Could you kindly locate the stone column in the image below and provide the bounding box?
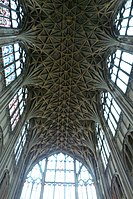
[118,36,133,52]
[96,152,111,199]
[99,115,133,199]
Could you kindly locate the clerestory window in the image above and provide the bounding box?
[115,0,133,36]
[101,92,121,136]
[8,87,27,130]
[0,43,26,87]
[14,122,29,164]
[20,153,97,199]
[108,50,133,93]
[0,0,24,28]
[96,124,110,169]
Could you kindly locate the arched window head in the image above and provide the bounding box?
[107,50,133,93]
[14,122,29,164]
[0,0,24,28]
[123,131,133,176]
[101,92,121,136]
[0,43,26,87]
[115,0,133,36]
[111,175,127,199]
[8,87,28,130]
[20,153,97,199]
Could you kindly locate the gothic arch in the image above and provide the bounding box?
[111,174,127,199]
[123,130,133,176]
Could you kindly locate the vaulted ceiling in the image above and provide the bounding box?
[21,0,120,167]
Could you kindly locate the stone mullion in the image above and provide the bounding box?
[99,115,133,199]
[0,111,26,180]
[118,36,133,53]
[109,80,133,126]
[0,75,23,114]
[74,160,79,199]
[94,170,104,199]
[39,158,48,199]
[96,152,111,199]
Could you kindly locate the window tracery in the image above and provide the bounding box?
[111,175,127,199]
[0,43,26,87]
[123,131,133,176]
[14,122,29,164]
[20,153,97,199]
[0,0,24,28]
[115,0,133,36]
[96,124,110,169]
[8,87,28,130]
[101,92,121,136]
[108,50,133,93]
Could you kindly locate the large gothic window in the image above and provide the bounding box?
[0,0,24,28]
[115,0,133,36]
[8,87,28,130]
[20,153,97,199]
[96,124,110,169]
[101,92,121,136]
[0,43,26,87]
[108,50,133,93]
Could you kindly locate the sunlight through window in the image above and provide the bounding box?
[0,0,24,28]
[108,50,133,93]
[14,122,29,164]
[96,124,110,169]
[0,43,26,87]
[115,0,133,36]
[9,87,28,130]
[20,153,97,199]
[101,92,121,136]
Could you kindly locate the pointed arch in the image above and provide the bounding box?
[20,153,97,199]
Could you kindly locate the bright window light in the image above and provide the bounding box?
[20,153,97,199]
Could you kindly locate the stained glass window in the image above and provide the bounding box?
[96,124,110,169]
[101,92,121,136]
[0,0,24,28]
[14,122,29,164]
[115,0,133,36]
[108,50,133,93]
[8,87,28,130]
[0,43,26,86]
[20,153,97,199]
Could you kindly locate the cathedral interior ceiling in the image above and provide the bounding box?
[21,0,120,164]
